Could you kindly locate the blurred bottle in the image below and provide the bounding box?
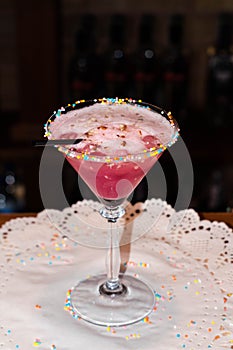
[202,169,227,212]
[0,164,26,213]
[206,13,233,127]
[68,15,102,100]
[104,14,129,98]
[161,15,189,121]
[132,15,160,103]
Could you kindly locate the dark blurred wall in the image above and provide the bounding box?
[0,0,233,212]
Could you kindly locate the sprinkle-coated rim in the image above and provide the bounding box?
[44,97,179,163]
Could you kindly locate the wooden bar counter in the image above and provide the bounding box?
[0,212,233,229]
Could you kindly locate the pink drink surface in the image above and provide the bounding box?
[48,103,174,200]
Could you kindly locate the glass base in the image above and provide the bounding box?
[70,273,155,326]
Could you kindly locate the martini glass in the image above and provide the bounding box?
[44,97,179,326]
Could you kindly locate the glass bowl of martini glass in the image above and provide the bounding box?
[44,97,179,327]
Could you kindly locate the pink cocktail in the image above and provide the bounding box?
[46,99,177,205]
[44,98,179,326]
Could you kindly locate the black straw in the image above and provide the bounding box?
[33,139,83,147]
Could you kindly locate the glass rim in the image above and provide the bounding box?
[44,97,180,162]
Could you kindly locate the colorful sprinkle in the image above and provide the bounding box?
[125,333,141,340]
[194,279,201,284]
[64,289,80,319]
[142,316,152,324]
[154,292,162,300]
[187,320,197,327]
[106,326,116,334]
[123,261,149,268]
[213,335,221,341]
[33,338,42,346]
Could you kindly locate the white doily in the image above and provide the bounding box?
[0,199,232,350]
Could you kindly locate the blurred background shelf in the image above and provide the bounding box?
[0,0,233,213]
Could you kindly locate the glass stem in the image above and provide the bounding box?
[99,205,126,295]
[106,220,121,290]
